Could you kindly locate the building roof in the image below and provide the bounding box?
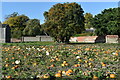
[86,28,95,32]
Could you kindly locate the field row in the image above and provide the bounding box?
[1,44,120,79]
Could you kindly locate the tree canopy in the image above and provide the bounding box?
[43,2,85,43]
[3,14,29,38]
[3,14,29,28]
[23,19,44,36]
[84,13,93,29]
[5,12,19,20]
[91,7,120,36]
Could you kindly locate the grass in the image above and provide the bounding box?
[1,41,55,46]
[1,41,120,46]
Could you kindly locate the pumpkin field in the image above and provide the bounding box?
[1,43,120,80]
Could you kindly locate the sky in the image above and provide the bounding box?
[1,0,120,2]
[1,2,119,24]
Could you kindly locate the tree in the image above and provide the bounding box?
[41,23,49,36]
[84,13,93,29]
[3,14,29,38]
[5,12,19,20]
[91,7,120,36]
[23,19,44,36]
[43,2,85,43]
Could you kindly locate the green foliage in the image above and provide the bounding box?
[2,41,54,46]
[84,13,93,29]
[73,32,94,37]
[5,12,19,20]
[3,12,45,38]
[3,14,29,38]
[11,28,22,39]
[23,19,44,36]
[3,14,29,28]
[43,2,85,43]
[2,44,120,79]
[91,7,120,36]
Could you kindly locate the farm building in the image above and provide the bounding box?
[0,23,11,43]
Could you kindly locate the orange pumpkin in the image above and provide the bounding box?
[89,63,92,66]
[85,48,90,51]
[66,71,71,76]
[102,63,106,67]
[58,70,62,73]
[78,59,82,62]
[55,73,62,77]
[24,56,26,58]
[65,63,69,66]
[6,76,12,79]
[85,60,88,63]
[62,71,66,74]
[105,51,109,54]
[63,61,67,64]
[77,64,81,67]
[68,69,73,73]
[110,74,115,78]
[50,64,55,67]
[47,67,50,69]
[115,53,119,56]
[50,59,55,62]
[92,75,98,80]
[5,64,9,67]
[74,64,78,67]
[56,58,60,61]
[12,62,15,64]
[43,74,50,78]
[12,67,15,69]
[33,63,37,66]
[66,69,73,76]
[73,52,78,54]
[6,58,8,60]
[89,58,94,61]
[61,64,65,67]
[15,65,19,68]
[96,53,99,55]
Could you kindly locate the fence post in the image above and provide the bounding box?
[22,36,24,42]
[39,36,41,41]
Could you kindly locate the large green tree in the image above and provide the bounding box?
[3,14,29,38]
[84,13,93,29]
[5,12,19,20]
[91,7,120,37]
[23,19,44,36]
[43,2,85,43]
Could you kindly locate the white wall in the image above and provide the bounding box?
[0,28,6,43]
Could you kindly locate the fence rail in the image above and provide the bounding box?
[9,35,120,43]
[21,36,54,42]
